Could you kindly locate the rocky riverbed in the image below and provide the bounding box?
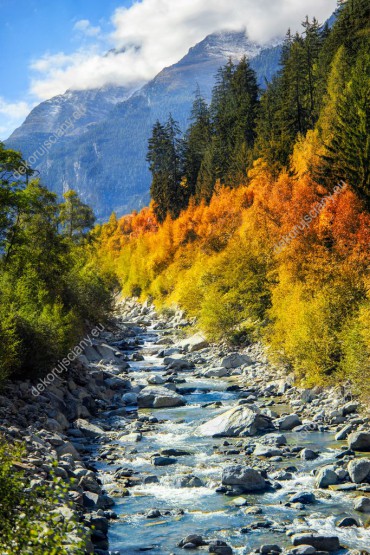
[1,299,370,555]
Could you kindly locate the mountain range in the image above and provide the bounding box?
[7,31,282,220]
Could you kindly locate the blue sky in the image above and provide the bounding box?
[0,0,337,140]
[0,0,130,102]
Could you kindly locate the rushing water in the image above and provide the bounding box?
[96,328,370,554]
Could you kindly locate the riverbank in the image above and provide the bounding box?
[1,299,370,554]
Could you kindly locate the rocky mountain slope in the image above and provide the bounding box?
[7,32,281,219]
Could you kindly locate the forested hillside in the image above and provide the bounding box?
[0,143,114,382]
[95,0,370,395]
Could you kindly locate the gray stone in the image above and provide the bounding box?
[198,405,272,438]
[82,492,114,510]
[221,353,252,369]
[173,475,204,488]
[222,465,267,492]
[300,449,318,461]
[138,386,185,408]
[254,444,283,457]
[56,441,81,461]
[178,535,204,547]
[348,431,370,452]
[354,496,370,513]
[291,534,340,552]
[163,355,194,370]
[343,401,359,415]
[260,546,282,554]
[289,492,316,504]
[202,367,229,378]
[147,375,165,385]
[337,517,359,527]
[315,466,339,488]
[348,458,370,484]
[177,333,209,352]
[335,424,353,441]
[274,414,302,431]
[151,455,177,466]
[291,547,316,555]
[231,496,248,506]
[122,392,138,405]
[75,418,105,438]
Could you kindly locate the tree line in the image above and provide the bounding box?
[0,142,114,381]
[147,0,369,221]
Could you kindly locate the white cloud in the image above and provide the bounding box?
[73,19,101,37]
[28,0,337,101]
[1,0,338,138]
[0,98,33,140]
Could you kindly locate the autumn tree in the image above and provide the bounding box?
[59,189,95,241]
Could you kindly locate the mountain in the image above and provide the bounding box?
[7,31,281,220]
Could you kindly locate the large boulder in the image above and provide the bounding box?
[177,333,209,352]
[274,414,302,431]
[221,353,253,369]
[202,367,229,378]
[348,459,370,484]
[163,355,194,370]
[221,465,267,492]
[74,419,105,438]
[354,496,370,513]
[254,444,283,457]
[197,405,272,438]
[315,466,339,488]
[138,386,185,408]
[291,534,340,552]
[348,431,370,452]
[172,475,204,488]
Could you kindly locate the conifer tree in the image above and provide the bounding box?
[183,88,211,198]
[321,47,370,206]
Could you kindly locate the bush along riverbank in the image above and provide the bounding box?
[3,298,370,554]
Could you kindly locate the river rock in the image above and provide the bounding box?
[348,458,370,483]
[260,546,282,554]
[173,475,204,488]
[178,535,205,547]
[354,496,370,513]
[254,444,283,457]
[337,516,359,527]
[163,355,194,370]
[151,455,177,466]
[222,465,267,492]
[147,375,165,385]
[75,419,105,438]
[343,401,359,415]
[209,541,233,555]
[138,386,186,408]
[291,534,340,552]
[221,353,252,369]
[274,414,302,431]
[198,406,272,437]
[122,392,138,405]
[202,367,229,378]
[335,424,353,441]
[290,547,316,555]
[289,492,316,504]
[348,431,370,452]
[82,492,114,510]
[56,441,81,461]
[300,448,318,461]
[315,466,339,488]
[177,333,209,352]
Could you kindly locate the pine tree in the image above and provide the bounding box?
[147,115,184,222]
[320,47,370,206]
[183,88,212,198]
[59,189,95,241]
